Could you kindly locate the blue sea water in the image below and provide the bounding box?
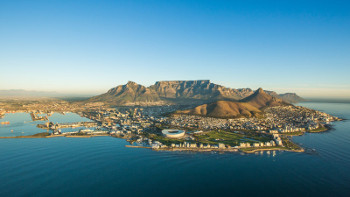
[0,112,92,137]
[0,103,350,197]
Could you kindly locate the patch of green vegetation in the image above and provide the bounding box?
[240,146,287,152]
[281,136,303,151]
[308,126,328,133]
[196,131,242,146]
[145,126,273,147]
[196,130,271,146]
[236,130,272,142]
[280,131,304,136]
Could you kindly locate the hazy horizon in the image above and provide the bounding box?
[0,79,349,99]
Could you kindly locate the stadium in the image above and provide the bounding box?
[162,129,185,138]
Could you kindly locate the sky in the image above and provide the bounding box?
[0,0,349,98]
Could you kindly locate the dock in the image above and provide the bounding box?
[30,112,48,121]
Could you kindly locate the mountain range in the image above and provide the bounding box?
[87,80,304,106]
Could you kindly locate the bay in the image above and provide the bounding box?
[0,103,349,197]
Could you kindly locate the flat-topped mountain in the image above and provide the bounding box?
[87,80,303,106]
[173,88,289,118]
[150,80,253,100]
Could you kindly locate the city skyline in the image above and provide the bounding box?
[1,0,349,98]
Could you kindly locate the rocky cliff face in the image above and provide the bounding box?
[89,81,163,106]
[87,80,304,106]
[149,80,253,100]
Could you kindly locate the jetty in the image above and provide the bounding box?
[37,121,97,129]
[30,112,48,121]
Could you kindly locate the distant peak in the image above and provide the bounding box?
[256,88,264,93]
[126,81,137,85]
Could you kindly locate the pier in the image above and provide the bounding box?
[30,112,48,121]
[37,121,98,129]
[56,122,98,128]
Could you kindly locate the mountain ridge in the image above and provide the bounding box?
[86,80,304,106]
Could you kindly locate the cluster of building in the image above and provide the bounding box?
[269,127,306,134]
[82,107,169,138]
[151,139,281,150]
[1,99,337,152]
[51,129,109,136]
[30,112,48,121]
[38,121,97,130]
[167,116,229,130]
[238,140,278,148]
[75,104,338,152]
[167,105,338,134]
[265,106,338,132]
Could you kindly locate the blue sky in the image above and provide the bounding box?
[0,0,349,98]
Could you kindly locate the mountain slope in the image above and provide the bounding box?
[176,101,262,118]
[241,88,285,108]
[173,88,288,118]
[88,81,163,106]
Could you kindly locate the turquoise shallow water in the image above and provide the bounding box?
[0,103,350,197]
[0,112,91,137]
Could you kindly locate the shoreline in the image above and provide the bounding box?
[0,133,110,139]
[307,124,333,133]
[0,122,336,154]
[126,145,304,153]
[0,134,303,154]
[240,147,304,153]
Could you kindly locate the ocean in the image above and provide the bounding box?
[0,102,349,197]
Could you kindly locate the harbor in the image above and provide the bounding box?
[0,112,95,137]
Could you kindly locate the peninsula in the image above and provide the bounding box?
[0,80,340,154]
